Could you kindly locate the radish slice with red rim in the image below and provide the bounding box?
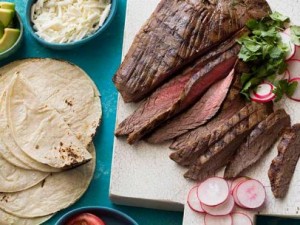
[287,59,300,79]
[280,32,296,60]
[235,179,266,209]
[250,90,275,103]
[232,212,253,225]
[292,46,300,60]
[202,195,235,216]
[198,177,229,206]
[187,186,205,213]
[288,78,300,102]
[230,177,249,193]
[204,214,232,225]
[233,183,244,208]
[253,83,274,98]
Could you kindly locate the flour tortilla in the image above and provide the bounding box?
[0,89,61,172]
[0,153,48,192]
[0,144,96,218]
[0,58,101,147]
[0,143,31,170]
[0,209,52,225]
[7,74,92,169]
[0,91,31,170]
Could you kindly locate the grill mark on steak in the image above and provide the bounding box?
[224,109,291,179]
[268,124,300,199]
[169,76,245,166]
[184,103,272,181]
[147,69,235,143]
[113,0,271,102]
[115,44,240,144]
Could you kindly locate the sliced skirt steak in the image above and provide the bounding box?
[113,0,270,102]
[268,124,300,198]
[169,76,245,166]
[115,44,240,144]
[146,69,235,144]
[184,102,272,181]
[225,109,291,179]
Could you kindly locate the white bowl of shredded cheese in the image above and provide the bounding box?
[26,0,116,49]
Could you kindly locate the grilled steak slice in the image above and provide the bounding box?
[268,124,300,198]
[225,109,291,179]
[184,103,272,181]
[113,0,271,102]
[169,77,245,166]
[115,44,240,144]
[147,69,235,144]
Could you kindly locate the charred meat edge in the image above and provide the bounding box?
[146,69,235,144]
[268,124,300,199]
[115,42,241,144]
[113,0,271,102]
[184,103,272,181]
[169,78,245,166]
[224,109,291,179]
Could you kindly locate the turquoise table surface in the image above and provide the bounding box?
[2,0,183,225]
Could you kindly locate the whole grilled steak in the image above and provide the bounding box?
[268,124,300,199]
[115,44,240,144]
[147,69,235,144]
[113,0,271,102]
[169,77,245,166]
[184,103,272,181]
[225,109,291,179]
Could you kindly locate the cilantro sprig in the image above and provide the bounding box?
[238,12,300,101]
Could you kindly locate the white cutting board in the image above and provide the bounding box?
[110,1,300,224]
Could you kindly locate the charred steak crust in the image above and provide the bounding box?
[184,103,272,181]
[224,109,291,179]
[115,44,240,144]
[115,35,240,138]
[169,75,245,166]
[268,124,300,199]
[146,69,235,144]
[113,0,271,102]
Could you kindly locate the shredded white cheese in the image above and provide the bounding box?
[31,0,111,44]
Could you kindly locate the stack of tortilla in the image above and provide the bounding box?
[0,59,102,225]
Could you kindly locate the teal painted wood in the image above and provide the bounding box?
[2,1,183,224]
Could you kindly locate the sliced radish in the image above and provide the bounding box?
[288,78,300,102]
[187,186,205,213]
[204,214,232,225]
[232,213,253,225]
[230,177,249,193]
[233,184,244,207]
[202,195,235,216]
[198,177,229,206]
[292,46,300,60]
[253,83,274,98]
[276,70,290,80]
[287,59,300,79]
[280,32,296,60]
[250,89,275,103]
[235,179,266,209]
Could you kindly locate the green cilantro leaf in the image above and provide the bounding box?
[273,80,298,101]
[286,81,298,97]
[270,12,289,23]
[237,12,294,101]
[290,26,300,46]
